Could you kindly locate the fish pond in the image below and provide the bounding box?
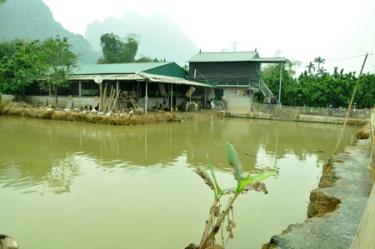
[0,116,356,249]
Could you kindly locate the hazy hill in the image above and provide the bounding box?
[0,0,99,64]
[85,12,198,65]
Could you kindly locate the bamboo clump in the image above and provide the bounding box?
[99,84,119,113]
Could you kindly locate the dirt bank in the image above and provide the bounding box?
[0,102,219,126]
[262,136,372,249]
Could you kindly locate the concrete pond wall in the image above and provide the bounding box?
[349,114,375,249]
[262,129,374,249]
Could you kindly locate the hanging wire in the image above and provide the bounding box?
[325,53,371,63]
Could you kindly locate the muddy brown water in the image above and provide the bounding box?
[0,116,356,249]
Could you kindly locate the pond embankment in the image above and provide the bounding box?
[1,100,370,127]
[262,128,373,249]
[0,102,218,125]
[224,111,367,126]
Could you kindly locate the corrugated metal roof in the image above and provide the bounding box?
[189,52,287,63]
[251,57,287,63]
[139,73,214,88]
[189,51,260,62]
[73,62,171,75]
[70,73,213,88]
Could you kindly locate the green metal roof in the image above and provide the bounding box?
[73,62,171,75]
[189,51,260,62]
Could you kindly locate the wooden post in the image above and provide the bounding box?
[99,83,103,112]
[116,81,119,95]
[175,84,178,110]
[78,81,82,98]
[170,84,173,111]
[145,81,148,115]
[278,62,283,106]
[204,88,207,109]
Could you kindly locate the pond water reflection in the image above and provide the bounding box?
[0,116,355,249]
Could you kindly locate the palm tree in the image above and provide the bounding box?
[306,62,315,75]
[314,57,326,71]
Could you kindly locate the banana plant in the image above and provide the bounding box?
[187,143,276,249]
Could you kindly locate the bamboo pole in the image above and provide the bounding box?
[333,53,369,155]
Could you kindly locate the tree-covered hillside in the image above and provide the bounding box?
[0,0,99,64]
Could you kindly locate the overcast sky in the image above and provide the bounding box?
[43,0,375,73]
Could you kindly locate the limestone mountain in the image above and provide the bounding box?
[0,0,99,64]
[85,12,198,65]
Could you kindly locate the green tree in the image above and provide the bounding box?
[97,33,139,63]
[40,37,77,104]
[261,60,295,104]
[0,37,77,103]
[260,57,375,108]
[306,62,315,75]
[314,57,326,75]
[0,40,45,98]
[136,56,161,63]
[355,73,375,108]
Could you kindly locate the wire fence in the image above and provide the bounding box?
[252,103,372,119]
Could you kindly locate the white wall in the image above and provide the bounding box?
[139,96,188,111]
[1,93,211,111]
[223,88,252,113]
[24,96,99,109]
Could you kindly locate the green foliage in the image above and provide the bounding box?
[200,143,275,197]
[97,33,139,63]
[207,158,222,200]
[193,144,276,249]
[226,143,244,182]
[225,143,276,194]
[262,57,375,108]
[0,0,5,4]
[0,40,45,95]
[136,56,162,63]
[0,37,77,97]
[40,37,77,93]
[237,171,276,193]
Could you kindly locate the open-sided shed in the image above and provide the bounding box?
[69,62,213,113]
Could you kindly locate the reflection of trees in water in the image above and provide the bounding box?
[183,120,356,171]
[0,117,356,194]
[44,154,81,194]
[0,154,81,194]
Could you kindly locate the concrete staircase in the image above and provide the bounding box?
[259,80,274,102]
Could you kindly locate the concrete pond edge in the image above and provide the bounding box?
[262,136,373,249]
[223,111,367,126]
